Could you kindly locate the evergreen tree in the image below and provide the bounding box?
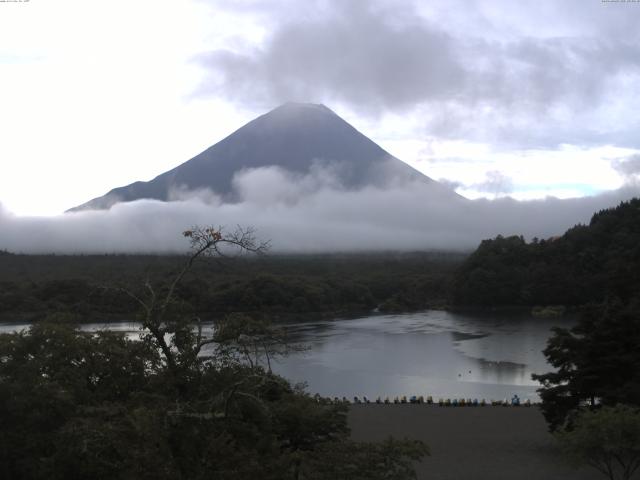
[533,299,640,431]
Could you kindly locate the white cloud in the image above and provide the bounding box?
[1,167,638,254]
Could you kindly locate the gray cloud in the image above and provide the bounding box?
[437,178,463,191]
[1,167,638,254]
[198,1,463,113]
[439,171,514,197]
[472,170,514,196]
[612,154,640,178]
[198,0,640,148]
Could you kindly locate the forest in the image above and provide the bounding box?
[452,198,640,308]
[0,251,463,323]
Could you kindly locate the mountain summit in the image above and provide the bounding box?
[69,102,447,211]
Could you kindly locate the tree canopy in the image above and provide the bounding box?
[533,299,640,431]
[0,225,428,479]
[453,198,640,307]
[556,404,640,480]
[0,251,460,322]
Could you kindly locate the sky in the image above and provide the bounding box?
[1,0,640,252]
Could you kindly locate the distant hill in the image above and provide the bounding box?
[452,198,640,307]
[69,102,453,211]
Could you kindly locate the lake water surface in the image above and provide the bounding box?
[0,310,571,401]
[271,311,571,401]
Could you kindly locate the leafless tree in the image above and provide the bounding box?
[120,225,269,374]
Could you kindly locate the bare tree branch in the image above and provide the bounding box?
[112,224,268,376]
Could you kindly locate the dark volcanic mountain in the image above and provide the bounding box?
[69,102,451,211]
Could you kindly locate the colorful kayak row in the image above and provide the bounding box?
[316,394,534,407]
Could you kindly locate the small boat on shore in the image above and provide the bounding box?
[317,394,537,407]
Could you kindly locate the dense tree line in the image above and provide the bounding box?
[0,252,462,322]
[453,198,640,307]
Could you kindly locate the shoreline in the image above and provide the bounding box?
[348,404,600,480]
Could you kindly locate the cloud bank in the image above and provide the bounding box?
[1,167,638,254]
[199,0,640,149]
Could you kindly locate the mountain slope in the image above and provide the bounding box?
[69,102,448,211]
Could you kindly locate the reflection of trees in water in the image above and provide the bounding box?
[455,335,542,387]
[453,324,551,374]
[451,331,489,342]
[475,358,531,386]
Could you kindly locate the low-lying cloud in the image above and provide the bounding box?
[612,154,640,179]
[471,170,514,196]
[1,166,639,254]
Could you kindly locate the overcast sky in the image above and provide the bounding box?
[1,0,639,217]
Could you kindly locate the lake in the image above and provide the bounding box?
[0,310,570,401]
[271,310,571,402]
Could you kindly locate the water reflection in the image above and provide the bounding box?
[272,311,574,401]
[0,311,574,401]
